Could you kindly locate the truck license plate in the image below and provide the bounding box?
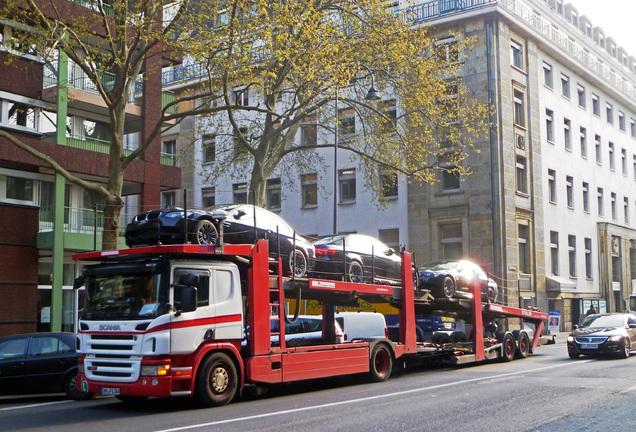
[100,387,121,396]
[581,343,598,349]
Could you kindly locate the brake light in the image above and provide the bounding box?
[385,327,388,339]
[315,247,337,257]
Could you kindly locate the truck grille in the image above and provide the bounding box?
[83,333,142,382]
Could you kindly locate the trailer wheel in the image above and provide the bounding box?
[501,333,515,362]
[192,220,218,245]
[196,353,238,407]
[369,343,393,382]
[514,331,529,359]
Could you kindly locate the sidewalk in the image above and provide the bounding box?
[543,332,569,345]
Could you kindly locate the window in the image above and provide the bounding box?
[266,178,281,211]
[441,166,460,191]
[606,103,613,124]
[516,156,528,194]
[233,127,249,159]
[6,176,33,201]
[513,91,525,127]
[619,112,625,131]
[609,142,615,170]
[338,108,355,141]
[631,119,636,138]
[577,85,586,108]
[550,231,559,275]
[563,117,570,149]
[579,127,586,157]
[625,197,630,224]
[582,182,589,212]
[584,238,592,279]
[203,134,216,163]
[622,149,627,175]
[378,228,400,250]
[233,87,249,106]
[634,155,636,181]
[561,74,570,98]
[545,109,554,142]
[566,176,573,208]
[301,122,317,147]
[161,191,175,208]
[301,173,317,207]
[548,169,556,203]
[568,235,576,278]
[380,171,398,198]
[597,187,604,216]
[611,192,617,220]
[543,63,553,88]
[511,41,523,69]
[440,223,462,259]
[202,187,215,208]
[595,135,602,164]
[338,169,356,203]
[7,101,36,129]
[233,183,247,204]
[592,94,600,116]
[435,37,459,65]
[518,224,530,274]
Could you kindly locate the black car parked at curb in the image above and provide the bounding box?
[0,332,91,400]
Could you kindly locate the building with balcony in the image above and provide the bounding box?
[164,0,636,331]
[0,0,181,337]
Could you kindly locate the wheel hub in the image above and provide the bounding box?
[211,367,229,393]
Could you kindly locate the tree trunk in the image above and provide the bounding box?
[249,164,268,207]
[102,196,124,250]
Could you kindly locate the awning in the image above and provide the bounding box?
[546,275,576,292]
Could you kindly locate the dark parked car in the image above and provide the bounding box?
[312,234,411,285]
[567,313,636,359]
[0,332,91,399]
[126,205,314,277]
[418,260,498,302]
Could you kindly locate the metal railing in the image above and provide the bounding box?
[39,206,134,236]
[68,0,114,16]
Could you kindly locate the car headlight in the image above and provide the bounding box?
[567,336,575,343]
[608,335,623,342]
[141,364,170,376]
[164,212,181,218]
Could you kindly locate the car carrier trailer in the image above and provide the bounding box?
[74,239,547,407]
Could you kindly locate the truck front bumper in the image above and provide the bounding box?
[78,373,180,398]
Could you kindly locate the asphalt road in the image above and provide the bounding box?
[2,341,636,432]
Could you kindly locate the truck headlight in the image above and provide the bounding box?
[141,364,170,376]
[78,362,85,374]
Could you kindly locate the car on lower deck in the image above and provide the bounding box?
[0,332,91,400]
[567,313,636,359]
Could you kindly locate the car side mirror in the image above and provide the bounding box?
[572,324,579,329]
[629,324,636,329]
[233,210,246,220]
[73,275,85,290]
[386,248,395,256]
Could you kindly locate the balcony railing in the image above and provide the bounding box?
[69,0,114,16]
[39,206,134,237]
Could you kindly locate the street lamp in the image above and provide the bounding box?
[333,65,381,235]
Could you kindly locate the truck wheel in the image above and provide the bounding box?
[290,249,308,278]
[192,220,218,245]
[63,373,91,400]
[196,353,238,407]
[501,333,515,362]
[348,261,364,283]
[369,343,393,382]
[514,331,529,359]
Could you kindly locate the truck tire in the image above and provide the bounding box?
[191,220,218,245]
[369,343,393,382]
[196,352,238,407]
[348,261,364,283]
[450,331,467,343]
[513,330,529,359]
[499,332,515,362]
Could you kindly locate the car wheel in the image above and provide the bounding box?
[438,276,455,299]
[487,288,497,303]
[450,331,467,343]
[568,350,580,359]
[64,373,92,400]
[192,220,218,245]
[369,343,393,382]
[290,249,308,278]
[620,339,630,359]
[348,261,364,283]
[195,352,238,407]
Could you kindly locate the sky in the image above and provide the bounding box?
[567,0,636,57]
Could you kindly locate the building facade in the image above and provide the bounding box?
[163,0,636,331]
[0,0,180,337]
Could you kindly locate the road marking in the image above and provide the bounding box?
[0,400,73,412]
[154,360,592,432]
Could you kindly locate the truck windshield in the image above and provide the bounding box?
[83,273,166,320]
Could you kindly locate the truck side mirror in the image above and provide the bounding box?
[180,286,197,313]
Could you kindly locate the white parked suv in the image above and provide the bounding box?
[335,311,388,341]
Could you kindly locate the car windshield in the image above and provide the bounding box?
[84,272,167,320]
[579,315,625,328]
[315,235,346,246]
[422,261,458,271]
